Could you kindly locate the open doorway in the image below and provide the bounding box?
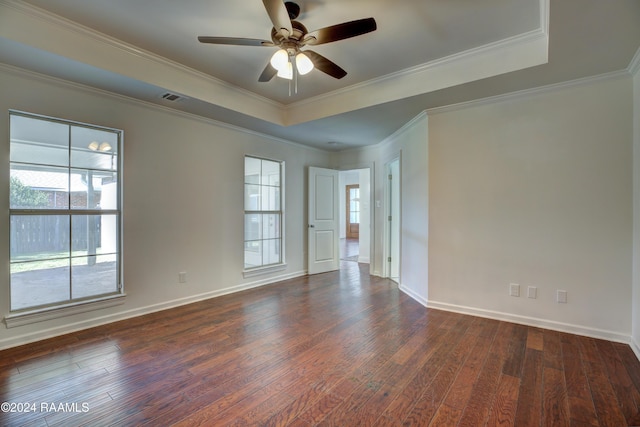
[339,168,370,265]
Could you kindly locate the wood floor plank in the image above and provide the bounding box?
[381,315,478,425]
[486,374,520,427]
[561,334,599,426]
[403,330,478,425]
[595,339,640,424]
[437,330,494,412]
[526,328,544,351]
[543,329,564,370]
[579,338,629,426]
[502,323,527,377]
[514,347,544,427]
[455,321,514,426]
[429,403,464,426]
[291,297,441,425]
[0,262,639,426]
[542,367,569,426]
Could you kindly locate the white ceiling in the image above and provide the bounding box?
[0,0,639,150]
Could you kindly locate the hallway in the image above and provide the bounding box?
[340,238,359,262]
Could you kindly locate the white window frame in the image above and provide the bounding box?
[243,155,286,276]
[6,110,124,324]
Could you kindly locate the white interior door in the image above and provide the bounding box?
[308,167,339,275]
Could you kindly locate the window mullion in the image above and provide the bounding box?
[68,123,73,302]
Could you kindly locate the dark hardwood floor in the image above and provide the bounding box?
[340,237,359,262]
[1,262,640,426]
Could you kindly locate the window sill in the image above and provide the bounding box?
[4,294,126,329]
[243,263,287,279]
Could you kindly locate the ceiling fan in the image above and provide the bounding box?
[198,0,377,82]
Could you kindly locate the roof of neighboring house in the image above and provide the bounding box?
[11,169,104,192]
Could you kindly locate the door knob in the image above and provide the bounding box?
[309,224,315,228]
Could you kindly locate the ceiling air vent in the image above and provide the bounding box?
[160,92,183,102]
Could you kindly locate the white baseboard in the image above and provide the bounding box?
[357,256,370,264]
[394,286,633,346]
[398,285,639,362]
[424,300,631,345]
[632,337,640,362]
[0,270,307,351]
[399,284,428,306]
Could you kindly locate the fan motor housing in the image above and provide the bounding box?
[271,20,308,45]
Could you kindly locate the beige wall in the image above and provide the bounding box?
[0,66,331,349]
[428,76,633,339]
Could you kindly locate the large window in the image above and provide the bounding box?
[244,156,283,270]
[9,111,122,312]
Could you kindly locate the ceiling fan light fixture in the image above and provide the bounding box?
[277,61,293,80]
[88,141,112,152]
[295,52,314,75]
[270,49,289,71]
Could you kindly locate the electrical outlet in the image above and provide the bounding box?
[509,283,520,297]
[178,272,187,284]
[527,286,537,299]
[557,290,567,304]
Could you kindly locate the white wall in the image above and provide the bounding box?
[0,66,331,349]
[334,114,429,298]
[428,76,633,340]
[358,168,371,264]
[633,60,640,355]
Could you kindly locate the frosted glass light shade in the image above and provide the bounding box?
[295,52,314,75]
[88,141,112,151]
[270,49,288,71]
[277,61,293,80]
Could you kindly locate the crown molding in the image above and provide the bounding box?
[0,62,329,154]
[0,0,284,123]
[540,0,550,35]
[0,0,551,129]
[285,0,549,126]
[284,27,548,126]
[426,70,630,116]
[377,111,428,149]
[629,46,640,76]
[337,110,429,155]
[287,0,549,118]
[289,28,546,110]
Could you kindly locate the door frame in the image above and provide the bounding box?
[383,155,401,281]
[336,164,374,274]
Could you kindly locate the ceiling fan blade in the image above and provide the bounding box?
[262,0,293,38]
[304,18,377,45]
[304,50,347,79]
[258,62,278,82]
[198,36,275,47]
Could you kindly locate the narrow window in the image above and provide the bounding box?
[9,111,122,312]
[244,156,284,270]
